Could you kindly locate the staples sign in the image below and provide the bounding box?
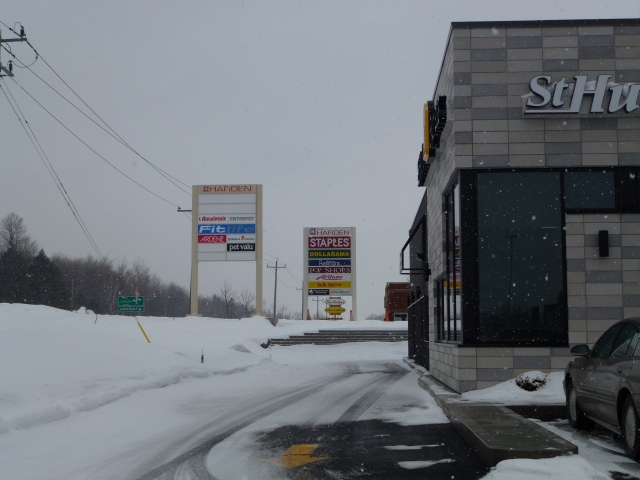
[308,236,351,249]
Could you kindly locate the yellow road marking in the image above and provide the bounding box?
[264,444,329,469]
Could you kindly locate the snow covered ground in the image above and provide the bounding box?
[0,303,632,479]
[0,304,407,437]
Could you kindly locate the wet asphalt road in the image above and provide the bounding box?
[131,360,489,480]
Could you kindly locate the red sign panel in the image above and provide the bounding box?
[308,236,351,249]
[198,234,227,244]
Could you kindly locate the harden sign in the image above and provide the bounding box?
[308,236,351,248]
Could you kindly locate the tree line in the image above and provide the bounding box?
[0,213,262,318]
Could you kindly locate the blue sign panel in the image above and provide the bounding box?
[308,259,351,267]
[198,224,256,234]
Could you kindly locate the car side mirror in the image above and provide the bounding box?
[571,344,590,356]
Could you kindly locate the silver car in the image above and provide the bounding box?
[565,318,640,460]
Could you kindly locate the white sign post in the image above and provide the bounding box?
[190,185,263,316]
[303,227,356,321]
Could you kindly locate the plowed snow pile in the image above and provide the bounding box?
[0,303,406,434]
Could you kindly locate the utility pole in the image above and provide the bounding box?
[0,24,28,78]
[312,297,323,319]
[296,285,305,320]
[267,260,286,318]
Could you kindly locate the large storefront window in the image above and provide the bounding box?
[476,172,565,343]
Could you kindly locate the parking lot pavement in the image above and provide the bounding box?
[247,419,490,479]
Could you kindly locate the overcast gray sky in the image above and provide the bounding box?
[2,1,639,319]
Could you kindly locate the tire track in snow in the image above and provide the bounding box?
[132,374,348,480]
[133,362,408,480]
[337,370,406,423]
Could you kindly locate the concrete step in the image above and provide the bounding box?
[415,370,577,466]
[264,329,407,347]
[296,332,407,336]
[270,339,406,345]
[288,334,407,339]
[316,329,407,334]
[448,403,577,466]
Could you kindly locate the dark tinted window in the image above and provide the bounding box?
[476,172,565,343]
[627,330,640,357]
[564,171,615,210]
[610,324,638,359]
[592,323,624,359]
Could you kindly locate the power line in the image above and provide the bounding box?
[0,79,103,259]
[284,265,302,285]
[9,76,182,208]
[0,21,190,194]
[276,275,297,290]
[1,46,191,195]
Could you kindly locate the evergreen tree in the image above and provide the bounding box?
[26,250,70,309]
[0,247,30,303]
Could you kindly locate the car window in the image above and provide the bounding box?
[592,323,624,359]
[627,330,640,357]
[610,324,639,359]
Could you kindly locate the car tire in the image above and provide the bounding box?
[622,397,640,460]
[566,380,592,430]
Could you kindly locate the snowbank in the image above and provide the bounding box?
[481,455,610,480]
[459,371,565,405]
[0,303,406,434]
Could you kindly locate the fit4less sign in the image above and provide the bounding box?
[523,74,640,116]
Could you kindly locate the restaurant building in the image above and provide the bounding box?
[403,19,640,392]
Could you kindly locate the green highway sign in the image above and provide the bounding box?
[118,296,145,312]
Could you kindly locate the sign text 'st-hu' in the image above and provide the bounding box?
[525,75,640,114]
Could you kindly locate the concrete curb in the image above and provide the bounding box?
[405,359,578,466]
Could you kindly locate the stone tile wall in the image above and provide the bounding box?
[424,21,640,393]
[450,24,640,168]
[566,213,640,344]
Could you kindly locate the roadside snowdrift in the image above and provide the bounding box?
[0,303,405,433]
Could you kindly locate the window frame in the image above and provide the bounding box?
[437,178,463,344]
[592,322,625,359]
[609,323,639,360]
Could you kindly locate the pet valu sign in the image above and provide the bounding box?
[524,74,640,115]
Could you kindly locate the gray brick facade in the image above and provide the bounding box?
[420,19,640,393]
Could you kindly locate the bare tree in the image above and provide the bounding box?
[277,305,300,320]
[219,280,237,318]
[0,213,38,257]
[239,287,256,317]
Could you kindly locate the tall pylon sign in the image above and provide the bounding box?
[303,227,356,321]
[190,185,263,316]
